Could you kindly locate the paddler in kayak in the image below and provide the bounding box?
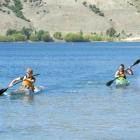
[115,64,133,79]
[9,68,36,92]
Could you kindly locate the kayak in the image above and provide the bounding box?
[115,77,129,88]
[3,86,45,96]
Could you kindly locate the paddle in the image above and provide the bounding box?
[0,74,40,95]
[106,59,140,86]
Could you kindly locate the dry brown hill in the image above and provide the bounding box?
[0,0,140,36]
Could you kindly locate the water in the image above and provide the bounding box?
[0,42,140,140]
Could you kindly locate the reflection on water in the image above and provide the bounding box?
[9,94,34,103]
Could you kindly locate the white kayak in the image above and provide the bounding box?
[3,86,45,96]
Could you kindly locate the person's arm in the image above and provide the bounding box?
[115,71,119,78]
[8,77,21,87]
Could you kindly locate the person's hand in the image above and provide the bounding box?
[127,67,134,75]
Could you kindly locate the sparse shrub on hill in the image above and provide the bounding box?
[98,12,104,16]
[106,27,116,37]
[7,10,10,14]
[5,0,10,3]
[4,0,30,21]
[83,1,87,7]
[89,4,104,17]
[0,8,6,13]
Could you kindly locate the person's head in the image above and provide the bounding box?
[119,64,125,71]
[26,68,33,77]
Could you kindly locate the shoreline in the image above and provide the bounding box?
[0,40,140,43]
[121,36,140,42]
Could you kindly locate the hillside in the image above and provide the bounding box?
[0,0,140,37]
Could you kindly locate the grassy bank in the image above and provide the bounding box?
[0,27,121,42]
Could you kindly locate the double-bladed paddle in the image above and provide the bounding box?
[0,74,40,95]
[106,59,140,87]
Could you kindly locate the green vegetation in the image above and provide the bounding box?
[0,35,13,42]
[89,4,104,17]
[0,27,117,42]
[3,0,30,22]
[64,33,89,42]
[36,30,45,40]
[2,27,53,42]
[53,32,63,40]
[41,32,53,42]
[106,27,117,37]
[20,27,33,39]
[11,33,27,41]
[127,0,140,13]
[0,33,27,42]
[83,2,104,17]
[36,30,53,41]
[5,0,10,3]
[84,34,103,41]
[6,29,19,36]
[63,32,114,42]
[29,33,39,41]
[82,1,87,7]
[84,33,114,41]
[0,8,6,13]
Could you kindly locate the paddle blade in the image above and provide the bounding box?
[106,79,115,86]
[131,59,140,67]
[0,88,8,95]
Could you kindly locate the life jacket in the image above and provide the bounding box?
[117,70,126,79]
[22,75,35,91]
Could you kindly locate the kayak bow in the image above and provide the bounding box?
[115,77,129,88]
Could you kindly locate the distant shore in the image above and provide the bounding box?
[0,27,140,42]
[121,36,140,42]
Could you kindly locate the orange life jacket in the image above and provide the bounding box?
[22,76,35,91]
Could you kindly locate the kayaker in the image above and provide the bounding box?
[115,64,133,79]
[9,68,36,92]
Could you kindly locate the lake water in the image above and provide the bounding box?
[0,42,140,140]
